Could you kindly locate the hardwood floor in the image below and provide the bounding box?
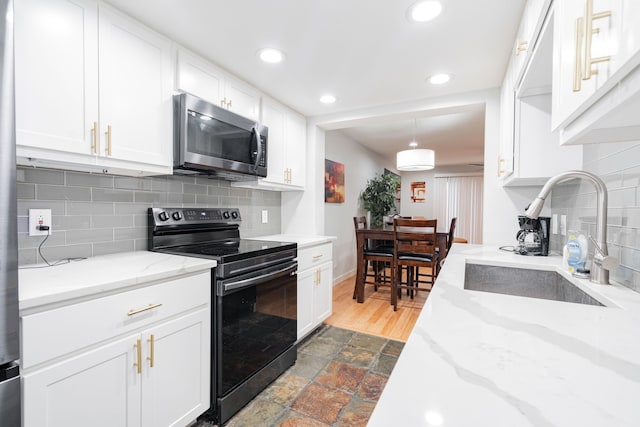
[323,272,430,342]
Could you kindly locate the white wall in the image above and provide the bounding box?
[323,130,395,283]
[481,90,541,246]
[399,165,482,222]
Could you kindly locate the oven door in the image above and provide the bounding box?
[215,260,297,398]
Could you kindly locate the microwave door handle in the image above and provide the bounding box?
[251,124,262,173]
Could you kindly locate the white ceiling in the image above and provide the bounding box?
[104,0,525,167]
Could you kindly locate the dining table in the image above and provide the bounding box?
[354,224,448,303]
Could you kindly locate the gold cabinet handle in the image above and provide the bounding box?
[134,339,142,374]
[127,303,163,317]
[227,99,232,108]
[221,97,227,108]
[314,269,319,285]
[105,125,112,156]
[583,0,612,80]
[574,17,584,92]
[497,156,505,177]
[92,121,98,154]
[147,334,155,368]
[515,39,528,56]
[312,254,323,260]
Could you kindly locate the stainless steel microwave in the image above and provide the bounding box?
[173,93,268,180]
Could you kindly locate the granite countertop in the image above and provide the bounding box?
[19,251,216,312]
[368,244,640,427]
[251,234,337,249]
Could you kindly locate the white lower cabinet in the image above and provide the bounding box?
[296,243,333,340]
[21,272,211,427]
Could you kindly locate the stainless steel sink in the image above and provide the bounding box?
[464,263,605,306]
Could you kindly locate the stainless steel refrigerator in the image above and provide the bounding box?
[0,0,21,424]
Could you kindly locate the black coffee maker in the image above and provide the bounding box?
[516,216,550,256]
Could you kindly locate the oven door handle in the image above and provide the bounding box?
[221,262,297,294]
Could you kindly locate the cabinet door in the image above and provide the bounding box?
[296,268,315,340]
[261,98,287,185]
[552,0,622,130]
[285,111,307,187]
[176,48,225,107]
[141,308,210,427]
[620,1,640,63]
[498,59,516,179]
[98,5,172,167]
[313,262,333,324]
[224,76,261,121]
[23,334,141,427]
[15,0,99,156]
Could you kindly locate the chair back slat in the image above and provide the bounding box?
[393,218,437,255]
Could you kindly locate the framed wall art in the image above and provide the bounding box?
[325,159,345,203]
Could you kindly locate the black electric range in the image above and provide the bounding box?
[148,207,298,425]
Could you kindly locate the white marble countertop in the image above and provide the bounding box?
[251,234,336,249]
[369,244,640,427]
[19,251,216,311]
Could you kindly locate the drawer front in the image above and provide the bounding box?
[21,271,211,369]
[297,243,332,272]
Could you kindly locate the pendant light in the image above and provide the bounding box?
[396,119,435,171]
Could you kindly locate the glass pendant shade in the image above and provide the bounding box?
[396,148,435,171]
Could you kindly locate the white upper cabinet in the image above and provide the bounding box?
[500,2,582,186]
[552,0,640,144]
[15,0,99,157]
[232,96,307,191]
[176,48,260,122]
[98,6,173,168]
[15,0,173,176]
[512,0,549,81]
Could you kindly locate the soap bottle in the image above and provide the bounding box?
[565,231,588,273]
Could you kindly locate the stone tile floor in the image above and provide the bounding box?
[195,325,404,427]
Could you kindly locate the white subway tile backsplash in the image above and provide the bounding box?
[66,172,114,188]
[552,140,640,293]
[92,188,135,203]
[16,168,64,185]
[37,185,91,201]
[16,166,282,266]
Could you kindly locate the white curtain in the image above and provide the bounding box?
[434,175,483,244]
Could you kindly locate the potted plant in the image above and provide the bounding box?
[361,172,399,227]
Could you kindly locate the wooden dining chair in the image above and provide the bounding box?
[438,217,457,272]
[353,216,393,299]
[392,218,439,311]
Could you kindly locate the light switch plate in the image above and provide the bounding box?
[560,214,567,235]
[261,210,268,224]
[552,214,558,234]
[29,209,52,236]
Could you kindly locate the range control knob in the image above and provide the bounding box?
[222,211,231,219]
[172,211,183,221]
[231,211,239,219]
[158,211,169,221]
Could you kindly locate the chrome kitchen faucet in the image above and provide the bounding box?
[525,170,617,285]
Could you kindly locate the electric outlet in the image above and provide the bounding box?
[552,214,558,235]
[560,214,567,235]
[261,210,268,224]
[29,209,52,236]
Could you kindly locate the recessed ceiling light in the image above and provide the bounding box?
[409,141,418,148]
[320,94,336,104]
[258,48,285,64]
[428,73,451,85]
[408,1,442,22]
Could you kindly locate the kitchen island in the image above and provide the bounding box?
[369,244,640,427]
